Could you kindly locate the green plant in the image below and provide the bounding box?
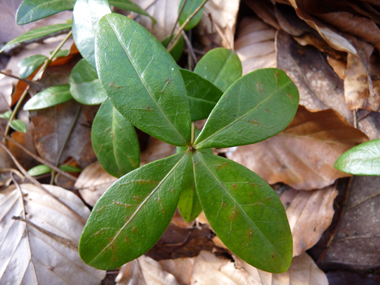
[2,0,300,274]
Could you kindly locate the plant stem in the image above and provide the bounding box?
[182,30,198,66]
[166,0,189,48]
[0,71,33,84]
[167,0,208,52]
[50,104,81,184]
[191,122,195,144]
[3,31,73,137]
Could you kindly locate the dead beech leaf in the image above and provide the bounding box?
[116,255,178,285]
[0,184,105,284]
[75,161,117,206]
[159,258,195,285]
[140,136,176,165]
[276,30,353,123]
[30,100,97,169]
[130,0,180,41]
[226,106,368,190]
[197,0,240,49]
[319,176,380,272]
[245,0,279,29]
[234,17,276,74]
[280,185,338,256]
[236,252,328,285]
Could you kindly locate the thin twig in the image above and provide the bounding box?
[167,0,209,52]
[0,70,34,85]
[208,13,214,49]
[182,30,198,66]
[0,142,85,224]
[0,133,77,181]
[0,168,24,180]
[166,0,189,48]
[50,104,81,184]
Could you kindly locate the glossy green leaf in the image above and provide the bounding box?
[194,68,299,149]
[51,49,70,58]
[79,152,189,269]
[91,98,140,178]
[178,0,204,31]
[69,59,107,105]
[28,164,52,176]
[0,111,12,120]
[108,0,156,24]
[18,54,47,79]
[96,14,191,146]
[194,48,242,92]
[180,69,223,121]
[16,0,76,25]
[161,35,184,62]
[10,120,27,133]
[59,165,82,172]
[23,85,73,110]
[72,0,112,67]
[0,23,72,53]
[193,152,293,273]
[334,139,380,175]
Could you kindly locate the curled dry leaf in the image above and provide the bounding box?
[276,30,353,123]
[75,161,117,206]
[0,183,105,284]
[320,176,380,272]
[130,0,180,41]
[226,106,368,190]
[116,255,178,285]
[234,17,276,74]
[280,185,338,256]
[197,0,240,49]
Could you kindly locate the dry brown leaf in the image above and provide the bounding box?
[318,176,380,272]
[0,183,105,284]
[159,258,195,285]
[234,17,276,74]
[116,255,178,285]
[226,106,368,190]
[7,128,38,170]
[30,100,96,169]
[276,30,353,123]
[280,185,338,256]
[245,0,279,29]
[75,161,117,206]
[140,136,176,165]
[197,0,240,49]
[130,0,180,41]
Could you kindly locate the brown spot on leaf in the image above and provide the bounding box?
[274,71,279,85]
[256,81,264,93]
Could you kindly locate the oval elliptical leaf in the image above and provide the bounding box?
[95,13,191,146]
[16,0,76,25]
[180,69,223,121]
[23,85,73,110]
[79,152,190,269]
[193,152,293,273]
[92,98,140,178]
[194,48,242,92]
[72,0,112,68]
[194,68,299,149]
[179,0,205,31]
[18,54,47,79]
[335,139,380,175]
[69,59,107,105]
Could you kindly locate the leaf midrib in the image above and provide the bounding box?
[106,17,187,145]
[195,80,293,148]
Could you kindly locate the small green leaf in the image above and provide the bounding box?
[161,35,184,62]
[194,48,242,92]
[335,139,380,175]
[10,120,27,133]
[0,111,12,120]
[18,54,47,79]
[79,152,189,269]
[23,85,73,110]
[96,14,191,146]
[59,165,82,172]
[16,0,76,25]
[108,0,156,24]
[180,69,223,121]
[28,164,52,176]
[194,68,299,149]
[92,98,140,178]
[178,0,204,31]
[69,59,107,105]
[72,0,112,67]
[193,152,293,273]
[0,23,72,53]
[51,49,70,58]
